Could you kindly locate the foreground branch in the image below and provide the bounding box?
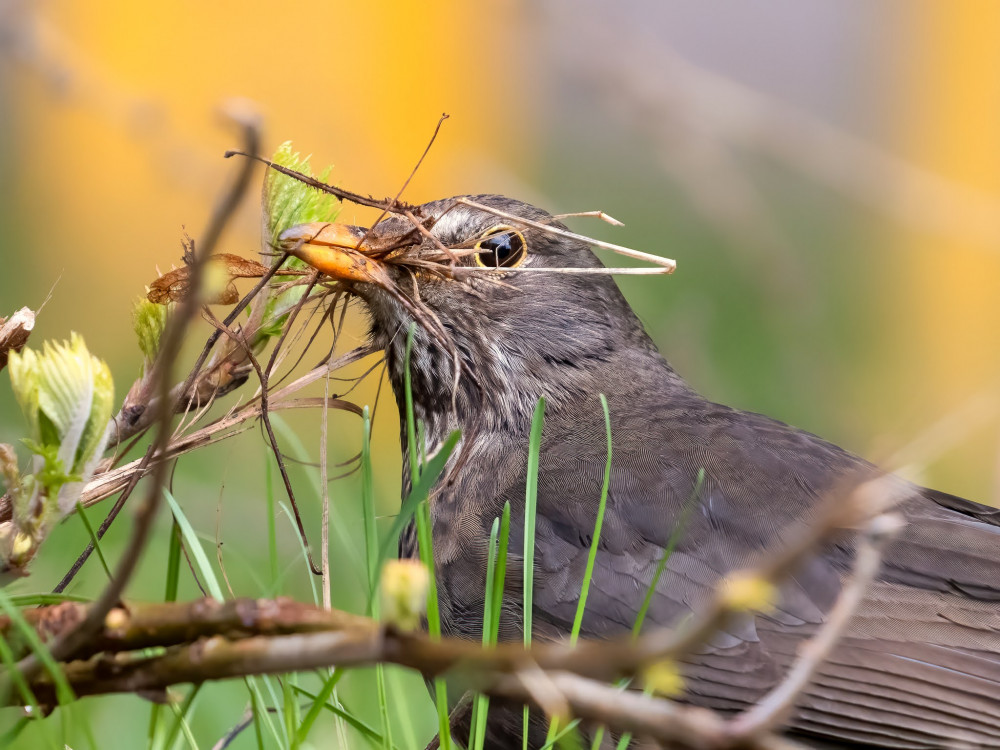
[5,491,904,749]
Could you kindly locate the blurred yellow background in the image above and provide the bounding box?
[1,1,1000,747]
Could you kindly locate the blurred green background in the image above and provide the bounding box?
[1,1,999,747]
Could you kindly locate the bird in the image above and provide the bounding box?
[279,194,1000,749]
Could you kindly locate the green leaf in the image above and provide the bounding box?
[375,429,461,585]
[132,297,167,363]
[163,489,225,602]
[7,346,40,441]
[264,141,340,247]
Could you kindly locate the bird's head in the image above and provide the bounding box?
[278,194,674,444]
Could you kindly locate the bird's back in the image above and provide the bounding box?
[429,362,1000,748]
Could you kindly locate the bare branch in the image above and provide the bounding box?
[725,512,906,741]
[8,106,263,685]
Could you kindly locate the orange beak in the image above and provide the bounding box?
[278,222,388,284]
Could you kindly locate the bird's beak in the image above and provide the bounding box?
[277,222,387,284]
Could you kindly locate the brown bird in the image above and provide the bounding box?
[281,195,1000,749]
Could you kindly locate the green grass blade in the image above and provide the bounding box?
[6,593,90,607]
[292,684,393,747]
[404,322,419,488]
[472,500,512,749]
[0,628,52,749]
[539,719,583,750]
[387,669,420,750]
[404,323,453,749]
[0,717,32,748]
[469,517,501,749]
[570,395,612,644]
[0,630,36,706]
[361,406,379,610]
[283,677,297,749]
[264,445,280,593]
[361,406,394,750]
[150,518,185,745]
[0,587,75,705]
[608,469,705,750]
[374,666,393,750]
[522,397,546,750]
[248,675,286,747]
[164,684,202,750]
[74,501,112,581]
[491,501,512,643]
[416,498,452,750]
[483,517,501,645]
[545,396,612,746]
[523,397,546,651]
[375,429,461,580]
[165,519,182,602]
[246,678,267,750]
[292,670,343,745]
[631,468,704,639]
[163,489,224,602]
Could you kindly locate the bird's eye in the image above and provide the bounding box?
[473,226,527,269]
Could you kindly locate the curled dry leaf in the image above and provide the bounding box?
[0,307,36,371]
[147,254,272,305]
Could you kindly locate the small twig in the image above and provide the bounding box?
[359,113,450,249]
[626,475,906,667]
[515,661,571,722]
[199,308,322,575]
[455,197,676,273]
[224,150,421,215]
[725,512,906,740]
[18,615,804,750]
[105,251,293,450]
[550,210,625,227]
[67,394,361,515]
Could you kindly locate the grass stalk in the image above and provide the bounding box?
[522,397,546,750]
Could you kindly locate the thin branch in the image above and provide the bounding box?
[0,348,372,527]
[360,113,450,248]
[8,108,262,682]
[201,307,322,575]
[224,151,422,215]
[725,512,906,741]
[9,476,905,681]
[624,475,906,668]
[455,197,676,273]
[17,607,805,750]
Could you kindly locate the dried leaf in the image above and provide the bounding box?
[147,254,270,305]
[0,307,36,371]
[217,253,270,278]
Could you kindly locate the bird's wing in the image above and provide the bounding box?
[520,394,1000,748]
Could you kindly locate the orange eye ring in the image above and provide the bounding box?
[473,226,527,269]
